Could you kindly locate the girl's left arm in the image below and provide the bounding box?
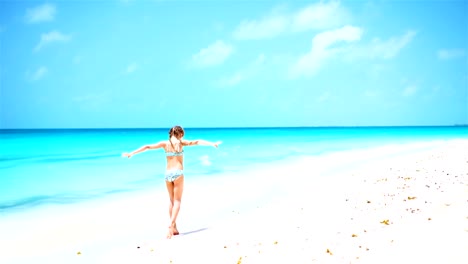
[182,139,222,148]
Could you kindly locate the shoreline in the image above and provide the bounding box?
[0,139,467,263]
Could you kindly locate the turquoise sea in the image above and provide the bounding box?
[1,126,467,214]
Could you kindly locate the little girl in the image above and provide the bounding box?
[122,125,221,238]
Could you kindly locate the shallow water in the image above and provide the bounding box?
[1,126,467,213]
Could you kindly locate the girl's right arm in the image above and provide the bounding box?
[122,141,166,158]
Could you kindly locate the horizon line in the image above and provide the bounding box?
[1,125,467,130]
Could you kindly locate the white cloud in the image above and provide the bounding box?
[233,1,348,40]
[292,1,348,32]
[34,31,71,52]
[192,40,233,68]
[344,31,416,61]
[368,64,386,78]
[402,85,418,97]
[125,63,138,74]
[218,54,266,87]
[317,91,331,102]
[367,31,416,59]
[341,30,416,62]
[233,15,288,40]
[219,72,244,87]
[437,49,466,60]
[73,55,82,64]
[364,89,378,97]
[289,25,363,78]
[30,66,48,81]
[25,4,56,24]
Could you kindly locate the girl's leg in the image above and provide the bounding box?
[166,176,184,238]
[165,181,175,221]
[165,180,179,236]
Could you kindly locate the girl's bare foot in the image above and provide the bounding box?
[173,223,180,235]
[167,227,174,239]
[167,223,177,239]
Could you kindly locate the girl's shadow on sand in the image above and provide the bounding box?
[179,227,208,236]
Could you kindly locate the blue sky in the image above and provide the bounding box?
[0,0,467,128]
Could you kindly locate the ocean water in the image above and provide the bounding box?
[1,126,467,214]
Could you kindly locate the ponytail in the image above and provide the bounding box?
[168,126,184,151]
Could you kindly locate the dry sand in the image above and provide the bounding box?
[0,139,467,264]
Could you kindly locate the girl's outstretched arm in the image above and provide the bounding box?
[182,139,222,148]
[122,141,166,158]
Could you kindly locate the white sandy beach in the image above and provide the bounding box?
[0,139,467,264]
